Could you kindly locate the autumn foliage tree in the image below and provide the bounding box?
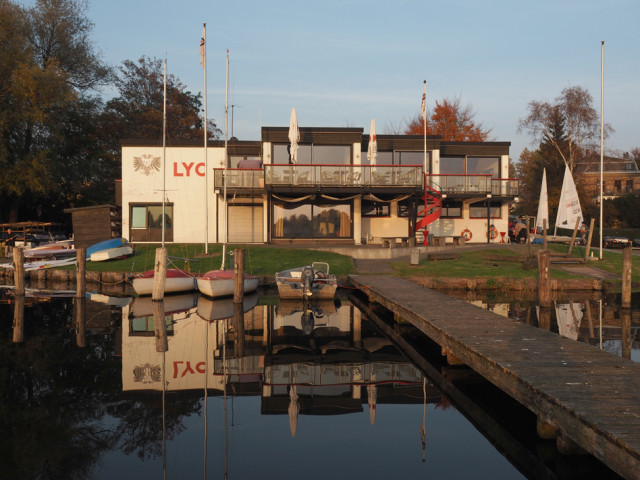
[405,96,491,141]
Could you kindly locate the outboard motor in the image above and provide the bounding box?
[300,265,314,297]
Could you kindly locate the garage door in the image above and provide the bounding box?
[228,205,263,243]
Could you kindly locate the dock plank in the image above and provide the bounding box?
[349,274,640,480]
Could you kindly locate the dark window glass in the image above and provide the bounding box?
[362,200,390,217]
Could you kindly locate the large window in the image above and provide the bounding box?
[441,156,500,176]
[441,201,462,218]
[272,201,351,239]
[130,204,173,242]
[362,200,390,217]
[363,150,430,170]
[272,144,349,164]
[469,201,501,219]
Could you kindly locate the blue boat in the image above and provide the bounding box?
[86,238,128,258]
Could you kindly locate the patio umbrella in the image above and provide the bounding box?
[367,118,377,165]
[288,385,299,436]
[288,108,299,164]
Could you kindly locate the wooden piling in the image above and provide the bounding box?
[234,248,245,304]
[13,247,24,295]
[153,300,168,352]
[622,308,631,360]
[584,218,595,260]
[76,248,86,297]
[12,294,24,343]
[543,219,548,248]
[152,247,168,301]
[75,297,86,348]
[622,246,632,308]
[537,249,551,307]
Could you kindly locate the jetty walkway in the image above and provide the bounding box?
[349,274,640,480]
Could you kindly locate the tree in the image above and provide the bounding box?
[404,96,491,141]
[0,0,112,222]
[518,86,613,173]
[102,56,220,142]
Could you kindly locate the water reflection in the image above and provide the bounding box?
[0,286,631,479]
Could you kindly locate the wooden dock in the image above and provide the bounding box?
[349,274,640,480]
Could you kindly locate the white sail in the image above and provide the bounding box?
[555,165,583,231]
[536,168,549,231]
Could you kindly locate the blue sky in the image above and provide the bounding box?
[34,0,640,161]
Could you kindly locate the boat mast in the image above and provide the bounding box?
[162,58,167,248]
[221,50,229,270]
[203,24,209,254]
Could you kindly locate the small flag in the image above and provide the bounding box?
[421,81,426,123]
[199,25,206,67]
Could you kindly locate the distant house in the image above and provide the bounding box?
[574,152,640,201]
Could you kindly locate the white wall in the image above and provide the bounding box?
[121,146,225,244]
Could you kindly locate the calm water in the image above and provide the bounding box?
[1,286,635,479]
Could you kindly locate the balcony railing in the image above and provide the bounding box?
[263,164,424,188]
[213,169,264,189]
[213,167,519,196]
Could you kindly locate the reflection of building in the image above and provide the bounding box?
[120,295,440,427]
[121,127,516,245]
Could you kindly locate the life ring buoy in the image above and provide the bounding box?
[461,228,472,241]
[486,225,498,240]
[579,223,587,235]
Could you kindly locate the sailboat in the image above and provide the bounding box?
[130,59,198,296]
[532,164,584,245]
[196,50,258,298]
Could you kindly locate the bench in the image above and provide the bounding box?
[432,236,465,247]
[382,237,413,248]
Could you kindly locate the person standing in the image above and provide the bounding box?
[5,229,16,257]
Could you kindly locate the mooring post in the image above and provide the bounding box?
[537,249,551,307]
[622,308,631,360]
[622,245,632,308]
[152,247,168,301]
[12,294,24,343]
[233,301,245,358]
[153,300,168,352]
[543,218,548,249]
[76,248,86,298]
[584,218,595,261]
[13,247,24,295]
[568,218,580,256]
[75,297,86,348]
[234,248,245,304]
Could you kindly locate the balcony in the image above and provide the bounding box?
[425,174,518,198]
[213,167,518,197]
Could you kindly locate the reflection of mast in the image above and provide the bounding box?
[162,351,167,480]
[223,320,229,480]
[421,377,426,462]
[203,321,208,479]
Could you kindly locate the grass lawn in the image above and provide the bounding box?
[392,243,638,286]
[64,242,638,288]
[80,243,355,277]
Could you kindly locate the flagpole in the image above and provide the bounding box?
[202,23,209,254]
[162,58,167,248]
[221,50,229,270]
[599,40,604,259]
[422,80,427,171]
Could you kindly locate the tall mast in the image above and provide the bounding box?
[202,24,209,254]
[162,58,167,247]
[221,50,229,270]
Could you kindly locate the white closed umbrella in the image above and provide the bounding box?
[367,118,377,166]
[288,108,299,164]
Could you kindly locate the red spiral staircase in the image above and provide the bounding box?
[414,174,442,245]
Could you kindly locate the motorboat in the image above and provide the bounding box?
[275,262,337,299]
[196,269,259,298]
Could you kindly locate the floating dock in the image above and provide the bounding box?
[349,274,640,480]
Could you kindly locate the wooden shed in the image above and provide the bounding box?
[64,205,121,249]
